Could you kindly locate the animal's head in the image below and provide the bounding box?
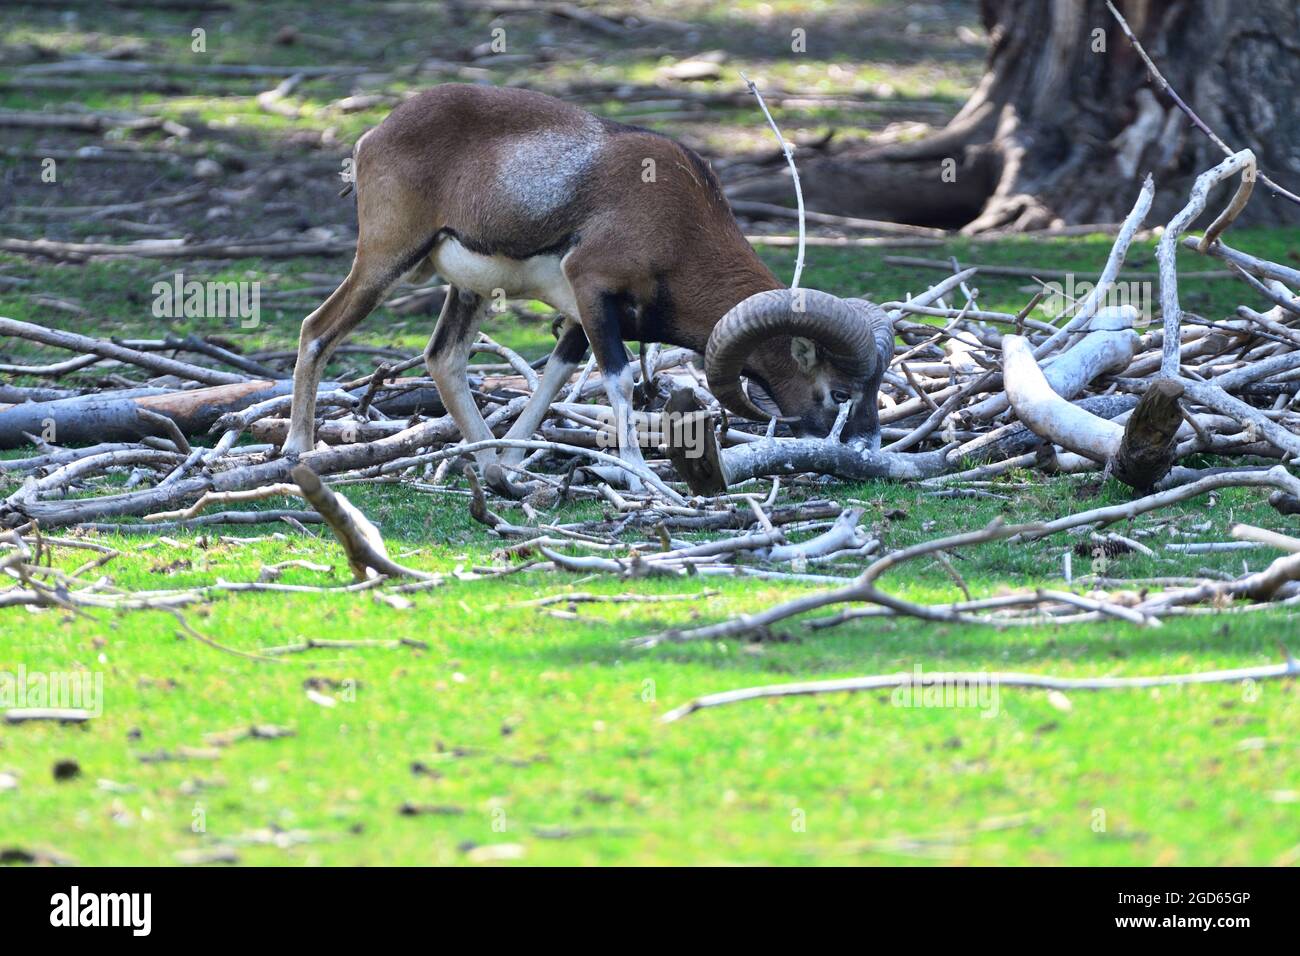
[704,288,894,450]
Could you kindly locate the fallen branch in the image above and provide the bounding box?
[291,465,439,582]
[661,657,1300,722]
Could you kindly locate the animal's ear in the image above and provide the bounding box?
[790,336,818,373]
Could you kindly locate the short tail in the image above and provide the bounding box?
[338,129,372,198]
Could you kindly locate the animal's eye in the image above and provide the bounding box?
[830,390,852,405]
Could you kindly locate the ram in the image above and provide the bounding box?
[283,84,893,492]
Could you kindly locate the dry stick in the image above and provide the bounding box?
[999,334,1124,461]
[630,518,1022,648]
[1190,237,1300,289]
[878,254,1219,283]
[633,466,1300,648]
[1177,378,1300,460]
[6,449,185,508]
[0,316,245,385]
[144,484,302,522]
[660,657,1299,722]
[516,590,717,608]
[373,436,686,504]
[953,179,1154,422]
[6,402,512,529]
[168,608,283,664]
[727,200,945,239]
[968,308,1139,425]
[741,71,804,289]
[3,708,93,724]
[9,184,208,220]
[0,236,354,262]
[1157,150,1256,377]
[1035,175,1155,359]
[1232,523,1300,553]
[1140,550,1300,608]
[135,408,190,455]
[900,362,940,412]
[883,367,997,453]
[291,465,439,582]
[0,353,101,376]
[1012,466,1300,541]
[886,268,978,325]
[1105,0,1300,208]
[77,510,321,533]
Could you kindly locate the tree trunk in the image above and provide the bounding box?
[730,0,1300,232]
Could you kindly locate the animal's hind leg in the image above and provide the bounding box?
[424,286,496,467]
[283,261,390,456]
[285,123,443,457]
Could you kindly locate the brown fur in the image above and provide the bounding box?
[284,84,832,469]
[356,85,783,346]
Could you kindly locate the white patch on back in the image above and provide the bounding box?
[430,238,579,317]
[492,116,604,218]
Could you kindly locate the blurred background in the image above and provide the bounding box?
[0,1,985,250]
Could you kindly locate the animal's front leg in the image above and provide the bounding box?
[571,288,649,492]
[601,361,650,492]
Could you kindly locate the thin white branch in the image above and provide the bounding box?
[741,71,805,289]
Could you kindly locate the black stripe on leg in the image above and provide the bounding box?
[589,292,634,373]
[554,323,590,365]
[389,229,446,285]
[428,288,483,357]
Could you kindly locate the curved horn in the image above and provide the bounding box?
[847,298,896,382]
[704,288,879,421]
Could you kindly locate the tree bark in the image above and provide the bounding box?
[1110,377,1184,490]
[729,0,1300,231]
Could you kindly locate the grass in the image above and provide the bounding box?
[5,227,1300,365]
[2,0,1299,867]
[3,475,1299,866]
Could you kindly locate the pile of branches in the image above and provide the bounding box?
[3,149,1300,696]
[2,148,1296,509]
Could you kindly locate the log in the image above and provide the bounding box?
[1001,335,1124,461]
[1110,379,1185,490]
[250,418,411,445]
[965,306,1140,420]
[716,438,951,489]
[0,380,302,449]
[662,387,726,495]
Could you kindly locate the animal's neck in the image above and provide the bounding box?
[670,247,784,353]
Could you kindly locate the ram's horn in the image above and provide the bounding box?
[704,288,880,421]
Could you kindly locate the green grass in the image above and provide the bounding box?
[3,0,1300,867]
[5,226,1298,370]
[3,472,1299,866]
